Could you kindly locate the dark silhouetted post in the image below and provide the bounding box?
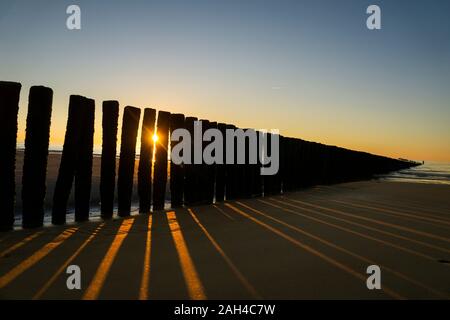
[169,113,185,208]
[138,108,156,213]
[252,130,263,197]
[0,81,21,231]
[22,86,53,228]
[241,128,252,199]
[225,124,237,200]
[205,121,217,204]
[117,106,141,217]
[52,96,81,225]
[215,123,227,202]
[152,111,171,210]
[74,98,95,222]
[52,95,95,224]
[100,100,119,219]
[183,117,198,205]
[199,119,210,203]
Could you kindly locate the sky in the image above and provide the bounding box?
[1,0,449,161]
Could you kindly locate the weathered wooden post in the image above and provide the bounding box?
[252,130,263,197]
[199,119,210,203]
[263,132,272,195]
[100,100,119,219]
[0,81,21,231]
[280,137,290,192]
[302,141,314,187]
[74,98,95,222]
[205,121,217,204]
[117,106,141,217]
[183,116,198,205]
[22,86,53,228]
[52,96,81,225]
[294,139,302,189]
[152,110,171,210]
[169,113,185,208]
[296,139,303,189]
[279,135,286,193]
[215,123,227,202]
[273,132,282,194]
[288,138,297,190]
[225,124,237,200]
[52,95,95,224]
[138,108,156,213]
[241,128,252,199]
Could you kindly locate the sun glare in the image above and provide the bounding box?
[152,134,159,143]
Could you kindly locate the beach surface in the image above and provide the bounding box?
[1,180,449,299]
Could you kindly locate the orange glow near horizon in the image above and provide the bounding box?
[14,117,450,163]
[13,92,450,163]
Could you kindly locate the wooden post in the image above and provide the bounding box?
[205,121,217,204]
[169,113,185,208]
[215,123,227,202]
[74,98,95,222]
[22,86,53,228]
[225,124,237,200]
[279,135,286,193]
[100,100,119,219]
[263,132,271,195]
[301,141,313,187]
[117,106,141,217]
[252,130,263,197]
[152,110,171,210]
[234,127,244,199]
[138,108,156,213]
[0,81,21,231]
[242,129,258,198]
[183,117,198,205]
[280,136,288,193]
[52,96,94,224]
[273,133,282,194]
[199,119,210,203]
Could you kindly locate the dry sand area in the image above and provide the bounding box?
[1,180,449,299]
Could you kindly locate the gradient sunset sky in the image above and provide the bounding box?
[1,0,449,161]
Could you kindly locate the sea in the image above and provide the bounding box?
[380,161,450,185]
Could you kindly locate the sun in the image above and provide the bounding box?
[152,133,159,143]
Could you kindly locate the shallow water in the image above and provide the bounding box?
[381,161,450,185]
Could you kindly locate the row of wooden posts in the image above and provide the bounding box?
[0,81,418,231]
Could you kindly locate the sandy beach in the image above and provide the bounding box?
[1,180,449,299]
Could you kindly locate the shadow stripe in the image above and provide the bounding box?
[225,203,404,300]
[285,197,450,245]
[336,197,450,223]
[239,201,448,299]
[188,208,261,299]
[139,215,153,300]
[331,199,450,228]
[271,198,449,257]
[83,218,135,300]
[0,228,78,289]
[0,231,44,259]
[166,211,206,300]
[32,223,105,300]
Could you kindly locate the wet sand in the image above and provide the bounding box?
[1,180,449,299]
